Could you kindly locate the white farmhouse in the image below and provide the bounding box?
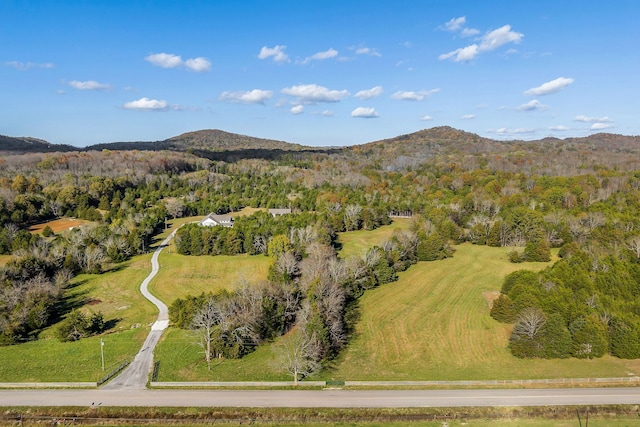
[199,213,234,227]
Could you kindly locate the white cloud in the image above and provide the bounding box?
[461,114,476,119]
[355,86,383,100]
[517,100,548,111]
[549,125,569,131]
[68,80,111,90]
[444,16,466,32]
[439,44,479,62]
[574,115,613,123]
[219,89,273,104]
[351,107,379,118]
[5,61,54,70]
[145,53,211,72]
[489,127,535,135]
[590,122,615,130]
[420,115,433,121]
[290,105,304,115]
[123,97,169,111]
[391,89,439,101]
[479,25,523,51]
[461,28,480,37]
[440,24,522,62]
[281,84,349,103]
[185,57,211,72]
[258,45,289,63]
[145,53,183,68]
[302,48,338,64]
[355,47,382,57]
[320,110,334,117]
[524,77,574,96]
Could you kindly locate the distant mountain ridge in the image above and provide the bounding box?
[3,126,640,162]
[0,134,76,154]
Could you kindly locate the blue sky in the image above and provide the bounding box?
[1,0,638,147]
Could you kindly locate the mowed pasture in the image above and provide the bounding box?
[150,215,271,303]
[337,218,412,259]
[327,243,640,381]
[151,253,271,303]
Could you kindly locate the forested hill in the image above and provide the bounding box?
[0,135,76,154]
[1,129,327,161]
[3,126,640,171]
[348,126,640,174]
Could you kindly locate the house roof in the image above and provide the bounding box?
[199,213,234,226]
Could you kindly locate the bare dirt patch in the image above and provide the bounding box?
[29,217,92,234]
[482,291,501,309]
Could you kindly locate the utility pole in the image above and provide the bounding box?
[101,338,105,371]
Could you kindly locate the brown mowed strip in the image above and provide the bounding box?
[29,218,90,233]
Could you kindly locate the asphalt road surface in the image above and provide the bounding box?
[2,387,640,407]
[101,230,175,390]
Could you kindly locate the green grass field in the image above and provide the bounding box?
[0,255,157,382]
[151,252,271,304]
[325,243,640,381]
[154,235,640,382]
[5,218,640,384]
[337,218,412,259]
[154,328,293,381]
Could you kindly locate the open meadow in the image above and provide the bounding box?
[336,218,412,259]
[0,255,156,381]
[326,243,640,381]
[4,220,640,383]
[153,223,640,382]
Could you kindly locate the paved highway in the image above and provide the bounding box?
[2,387,640,407]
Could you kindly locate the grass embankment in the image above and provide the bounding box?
[0,406,638,427]
[0,256,156,382]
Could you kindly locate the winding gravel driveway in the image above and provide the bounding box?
[101,230,176,390]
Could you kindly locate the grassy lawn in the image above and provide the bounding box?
[337,218,412,259]
[150,215,271,304]
[0,328,144,382]
[0,255,157,382]
[154,328,293,381]
[325,243,640,381]
[151,253,271,304]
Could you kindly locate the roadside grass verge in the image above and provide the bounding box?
[0,406,638,427]
[324,243,640,381]
[154,327,291,382]
[0,328,144,382]
[337,218,412,259]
